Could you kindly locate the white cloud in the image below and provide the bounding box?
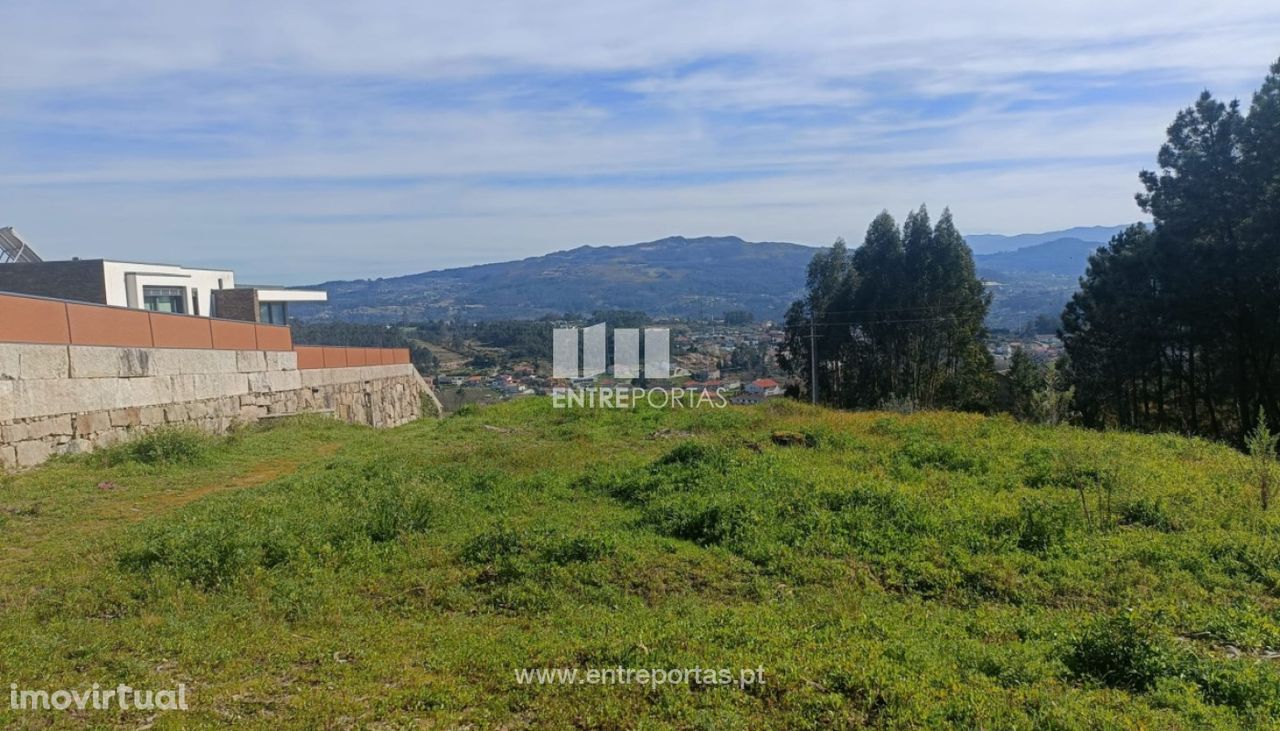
[1,0,1277,281]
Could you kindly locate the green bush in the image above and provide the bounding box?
[104,427,212,466]
[1120,497,1181,532]
[544,534,615,565]
[654,441,733,470]
[897,437,987,474]
[1015,496,1078,553]
[644,497,760,547]
[1186,657,1280,715]
[460,524,528,565]
[1063,613,1180,692]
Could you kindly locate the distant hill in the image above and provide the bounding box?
[973,237,1104,277]
[298,227,1123,326]
[297,236,818,323]
[964,225,1130,255]
[972,237,1110,330]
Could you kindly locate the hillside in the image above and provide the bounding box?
[965,225,1130,255]
[2,400,1278,728]
[973,238,1106,329]
[973,237,1103,277]
[299,236,818,322]
[297,229,1123,327]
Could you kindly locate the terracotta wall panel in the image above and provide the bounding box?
[150,312,214,349]
[322,347,348,368]
[0,293,71,344]
[66,303,153,347]
[211,320,258,350]
[294,346,325,369]
[255,324,293,351]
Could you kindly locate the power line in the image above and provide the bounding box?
[790,304,958,316]
[781,315,959,328]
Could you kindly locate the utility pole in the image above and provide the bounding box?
[808,318,820,405]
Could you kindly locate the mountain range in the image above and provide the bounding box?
[964,225,1128,255]
[973,237,1106,277]
[296,226,1132,327]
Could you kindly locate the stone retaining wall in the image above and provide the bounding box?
[0,343,435,471]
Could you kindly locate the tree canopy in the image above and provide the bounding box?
[779,206,993,410]
[1062,58,1280,442]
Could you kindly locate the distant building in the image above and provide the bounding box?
[745,378,783,396]
[0,257,325,324]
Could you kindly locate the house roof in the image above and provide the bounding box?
[751,378,780,388]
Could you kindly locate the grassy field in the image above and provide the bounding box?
[2,399,1280,728]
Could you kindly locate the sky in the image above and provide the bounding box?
[2,2,1278,284]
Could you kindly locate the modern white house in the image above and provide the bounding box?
[0,256,326,324]
[100,260,234,317]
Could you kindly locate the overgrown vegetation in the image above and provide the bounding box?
[1,399,1279,728]
[1247,408,1278,510]
[97,426,214,466]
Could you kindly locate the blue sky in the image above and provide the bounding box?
[1,1,1278,284]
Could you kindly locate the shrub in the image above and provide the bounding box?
[359,486,436,543]
[1015,497,1077,553]
[1020,446,1059,488]
[644,498,759,547]
[1063,613,1180,692]
[654,442,732,470]
[420,392,442,419]
[1186,657,1280,714]
[543,534,616,565]
[1245,409,1278,510]
[1120,497,1181,532]
[105,428,212,466]
[460,524,528,565]
[119,520,260,589]
[897,437,987,474]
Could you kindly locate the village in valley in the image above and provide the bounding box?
[426,316,789,411]
[422,310,1066,412]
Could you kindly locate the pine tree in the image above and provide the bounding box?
[1062,57,1280,442]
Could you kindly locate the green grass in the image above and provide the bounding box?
[2,400,1280,728]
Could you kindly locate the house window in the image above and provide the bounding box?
[191,289,200,316]
[258,301,287,325]
[142,286,186,313]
